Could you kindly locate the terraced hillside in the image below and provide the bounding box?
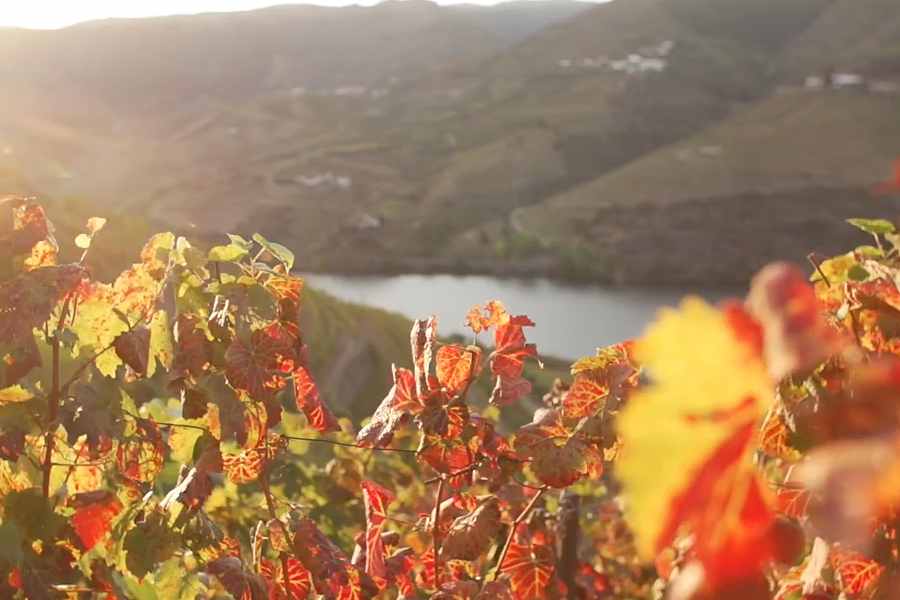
[2,0,899,284]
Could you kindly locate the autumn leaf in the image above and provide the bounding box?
[0,265,86,384]
[293,365,340,433]
[565,342,639,417]
[489,316,538,406]
[170,313,212,383]
[289,515,377,600]
[113,326,151,375]
[361,480,394,582]
[440,497,501,561]
[465,300,509,335]
[207,556,268,600]
[116,418,165,483]
[222,447,265,484]
[617,298,776,588]
[436,344,482,398]
[513,408,603,488]
[357,366,420,448]
[260,557,312,600]
[500,524,555,600]
[70,491,122,551]
[411,316,438,400]
[225,326,290,400]
[748,262,843,380]
[831,547,884,598]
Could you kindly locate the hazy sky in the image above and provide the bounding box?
[0,0,605,29]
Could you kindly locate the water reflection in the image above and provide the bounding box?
[306,273,738,360]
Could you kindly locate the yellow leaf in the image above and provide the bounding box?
[74,233,92,249]
[147,309,174,377]
[617,297,772,559]
[0,385,33,404]
[86,217,107,234]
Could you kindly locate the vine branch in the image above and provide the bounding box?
[490,485,548,581]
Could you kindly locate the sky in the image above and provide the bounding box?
[0,0,604,29]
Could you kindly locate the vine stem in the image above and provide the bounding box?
[280,434,416,454]
[261,436,294,600]
[432,477,446,589]
[41,335,61,498]
[129,415,416,454]
[490,485,548,582]
[424,463,479,485]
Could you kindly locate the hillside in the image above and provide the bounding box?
[514,90,900,283]
[780,0,900,78]
[2,0,900,285]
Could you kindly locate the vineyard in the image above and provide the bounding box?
[0,195,898,599]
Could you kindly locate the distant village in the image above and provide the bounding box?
[800,70,900,94]
[556,40,674,75]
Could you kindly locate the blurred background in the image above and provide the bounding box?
[1,0,899,401]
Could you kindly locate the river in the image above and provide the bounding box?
[305,273,738,360]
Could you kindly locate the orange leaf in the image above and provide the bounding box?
[293,365,340,433]
[361,479,394,582]
[501,526,555,600]
[436,345,482,398]
[357,366,420,448]
[71,492,122,551]
[831,547,884,598]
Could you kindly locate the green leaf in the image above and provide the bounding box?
[167,421,206,465]
[847,218,896,235]
[208,243,248,263]
[226,234,251,249]
[252,233,295,271]
[847,264,870,282]
[0,522,24,566]
[5,488,66,542]
[123,512,180,579]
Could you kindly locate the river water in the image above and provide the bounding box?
[305,273,738,360]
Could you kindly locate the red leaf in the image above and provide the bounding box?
[289,516,377,600]
[361,480,395,582]
[656,419,775,588]
[260,557,312,600]
[501,526,555,600]
[562,376,607,418]
[513,408,602,488]
[171,314,211,382]
[293,365,340,433]
[225,324,296,400]
[489,318,538,406]
[436,345,482,398]
[114,326,151,375]
[357,366,420,448]
[747,262,843,380]
[831,547,884,598]
[71,492,123,551]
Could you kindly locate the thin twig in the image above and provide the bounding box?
[41,336,60,498]
[807,253,831,288]
[282,434,416,454]
[424,462,480,485]
[261,436,294,600]
[432,477,446,589]
[490,486,548,581]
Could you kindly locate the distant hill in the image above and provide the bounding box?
[2,0,900,285]
[780,0,900,78]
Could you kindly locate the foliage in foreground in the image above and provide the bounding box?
[0,197,898,600]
